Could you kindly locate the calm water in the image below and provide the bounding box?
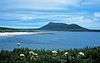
[0,31,100,50]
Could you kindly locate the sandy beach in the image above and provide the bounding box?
[0,32,46,36]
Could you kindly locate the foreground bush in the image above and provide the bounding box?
[0,47,100,63]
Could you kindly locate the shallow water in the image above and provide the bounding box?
[0,31,100,50]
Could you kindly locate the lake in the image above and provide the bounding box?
[0,31,100,50]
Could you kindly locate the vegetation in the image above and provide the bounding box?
[39,22,100,32]
[0,47,100,63]
[0,22,100,32]
[0,27,38,32]
[39,22,89,31]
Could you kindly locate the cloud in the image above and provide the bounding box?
[16,0,81,6]
[94,12,100,17]
[18,15,36,21]
[1,0,82,10]
[81,0,100,6]
[0,0,100,29]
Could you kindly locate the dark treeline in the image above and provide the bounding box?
[0,47,100,63]
[0,27,38,32]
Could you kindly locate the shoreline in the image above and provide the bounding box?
[0,32,47,36]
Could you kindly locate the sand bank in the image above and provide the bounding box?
[0,32,45,36]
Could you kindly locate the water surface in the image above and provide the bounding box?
[0,31,100,50]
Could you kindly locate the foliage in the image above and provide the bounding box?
[0,47,100,63]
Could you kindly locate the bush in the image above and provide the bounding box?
[0,47,100,63]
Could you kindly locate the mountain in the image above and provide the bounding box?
[39,22,89,31]
[0,22,100,32]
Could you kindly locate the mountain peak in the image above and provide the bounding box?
[39,22,88,31]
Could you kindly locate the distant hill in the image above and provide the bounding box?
[0,27,37,32]
[0,22,100,32]
[39,22,89,31]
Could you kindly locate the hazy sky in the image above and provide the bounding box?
[0,0,100,29]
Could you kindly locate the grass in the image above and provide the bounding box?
[0,46,100,63]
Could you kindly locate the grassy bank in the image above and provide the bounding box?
[0,47,100,63]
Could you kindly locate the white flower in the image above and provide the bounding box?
[34,53,38,56]
[52,50,58,54]
[29,51,35,54]
[29,51,38,56]
[64,52,68,56]
[79,52,85,56]
[20,54,25,57]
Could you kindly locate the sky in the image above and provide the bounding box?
[0,0,100,29]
